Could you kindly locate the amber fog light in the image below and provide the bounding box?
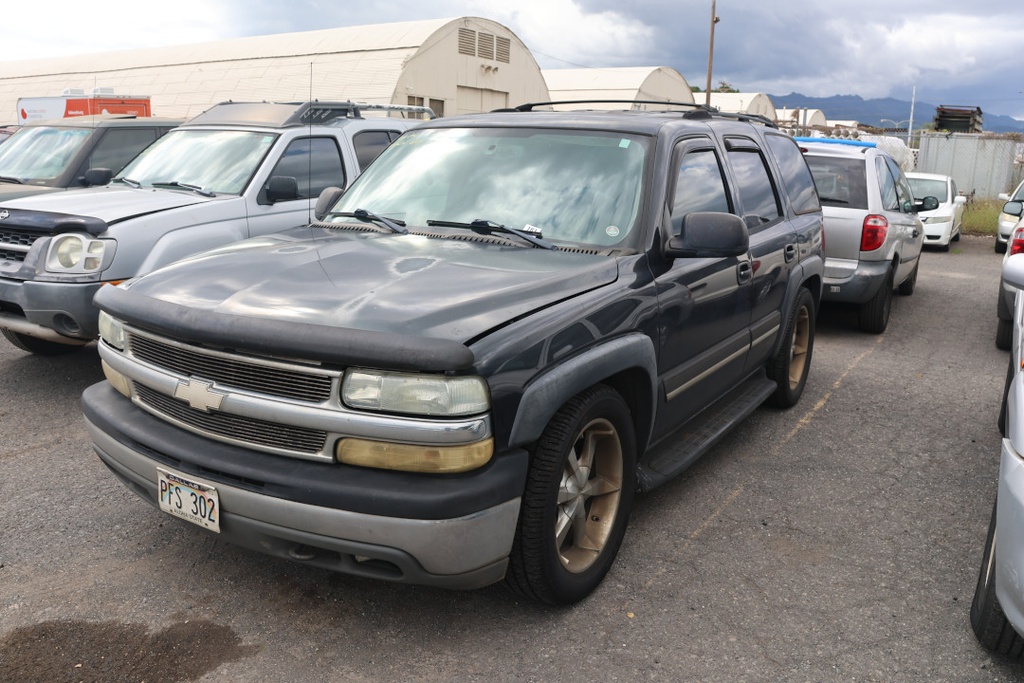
[336,438,493,473]
[101,360,132,398]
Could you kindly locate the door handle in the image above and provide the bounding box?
[737,261,753,284]
[784,244,797,263]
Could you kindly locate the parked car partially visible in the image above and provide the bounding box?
[906,171,965,250]
[996,179,1024,253]
[0,115,181,201]
[799,138,936,333]
[995,217,1024,349]
[971,252,1024,658]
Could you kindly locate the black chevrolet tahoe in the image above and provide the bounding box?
[82,102,825,604]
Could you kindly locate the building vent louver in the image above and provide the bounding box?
[496,37,511,63]
[458,28,476,56]
[477,33,495,60]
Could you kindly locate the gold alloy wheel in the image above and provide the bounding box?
[788,304,811,390]
[555,417,624,573]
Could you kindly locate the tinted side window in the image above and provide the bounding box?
[726,146,781,228]
[353,130,397,170]
[670,147,730,235]
[875,157,900,211]
[86,128,159,174]
[270,137,345,199]
[765,133,820,215]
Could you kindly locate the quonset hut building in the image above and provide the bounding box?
[0,17,550,124]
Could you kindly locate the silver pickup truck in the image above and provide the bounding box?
[0,100,425,354]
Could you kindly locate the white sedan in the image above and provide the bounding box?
[906,172,966,250]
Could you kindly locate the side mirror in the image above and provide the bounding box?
[1004,201,1024,218]
[314,186,345,221]
[83,168,113,187]
[665,212,749,259]
[265,176,299,204]
[916,196,940,212]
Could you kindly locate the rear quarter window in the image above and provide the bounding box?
[765,134,820,215]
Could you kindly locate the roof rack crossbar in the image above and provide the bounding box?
[500,100,779,129]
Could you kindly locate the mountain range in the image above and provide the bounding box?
[769,93,1024,134]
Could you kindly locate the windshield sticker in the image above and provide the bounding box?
[619,139,631,149]
[605,226,621,238]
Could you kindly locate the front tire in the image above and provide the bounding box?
[1,329,87,355]
[505,385,636,605]
[971,500,1024,658]
[767,287,814,408]
[859,268,894,334]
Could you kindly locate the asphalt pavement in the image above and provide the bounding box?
[1,235,1021,682]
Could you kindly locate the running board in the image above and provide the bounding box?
[636,374,777,492]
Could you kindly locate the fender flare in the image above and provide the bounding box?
[507,333,658,451]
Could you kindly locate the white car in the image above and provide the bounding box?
[906,172,965,250]
[973,252,1024,657]
[996,179,1024,253]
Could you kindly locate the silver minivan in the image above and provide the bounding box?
[799,139,936,333]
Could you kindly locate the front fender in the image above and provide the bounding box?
[507,333,657,451]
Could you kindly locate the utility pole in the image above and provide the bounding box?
[704,0,719,106]
[907,85,916,145]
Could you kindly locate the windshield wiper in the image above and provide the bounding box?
[0,176,24,185]
[151,180,216,197]
[114,177,141,188]
[426,219,558,250]
[331,208,408,234]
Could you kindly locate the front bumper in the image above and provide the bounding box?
[821,257,890,304]
[997,437,1024,637]
[922,219,954,245]
[0,277,103,341]
[82,382,528,589]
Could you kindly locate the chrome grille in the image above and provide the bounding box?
[127,330,334,403]
[135,383,328,455]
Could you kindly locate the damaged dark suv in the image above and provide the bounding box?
[83,102,824,604]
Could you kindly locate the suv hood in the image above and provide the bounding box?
[0,185,222,227]
[110,226,619,344]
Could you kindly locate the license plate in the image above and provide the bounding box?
[157,468,221,533]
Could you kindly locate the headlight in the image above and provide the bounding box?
[923,215,951,223]
[45,234,110,274]
[342,369,489,417]
[97,311,125,350]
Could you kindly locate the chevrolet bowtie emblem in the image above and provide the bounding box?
[174,378,226,412]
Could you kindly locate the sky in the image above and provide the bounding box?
[4,0,1022,120]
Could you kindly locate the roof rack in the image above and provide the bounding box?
[501,100,778,128]
[185,100,435,129]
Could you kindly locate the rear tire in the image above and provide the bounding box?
[1,329,87,355]
[971,500,1024,658]
[997,318,1013,351]
[505,385,636,605]
[767,287,814,408]
[898,263,918,296]
[858,268,894,334]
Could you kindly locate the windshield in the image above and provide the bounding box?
[907,177,949,203]
[0,126,91,184]
[328,127,649,248]
[116,129,277,195]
